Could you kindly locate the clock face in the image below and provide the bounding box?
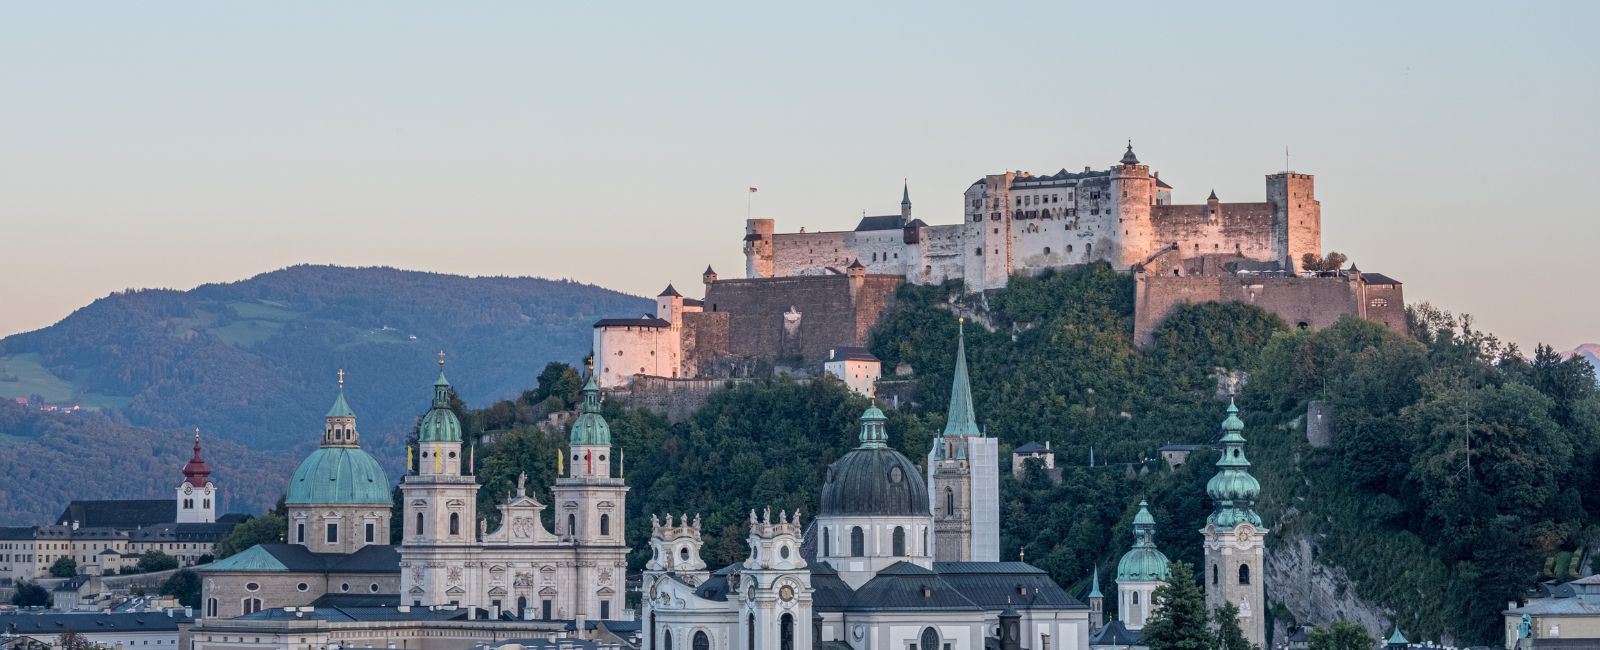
[779,585,795,602]
[183,487,192,495]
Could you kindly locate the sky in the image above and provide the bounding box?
[1,2,1596,352]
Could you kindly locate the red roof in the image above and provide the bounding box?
[181,434,212,487]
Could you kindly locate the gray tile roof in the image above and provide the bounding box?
[0,612,193,635]
[310,593,401,608]
[1012,442,1050,454]
[593,317,670,329]
[203,544,400,575]
[854,215,904,232]
[1360,273,1401,286]
[234,605,470,623]
[829,347,879,362]
[56,500,174,528]
[1090,620,1142,647]
[933,562,1086,610]
[844,562,983,612]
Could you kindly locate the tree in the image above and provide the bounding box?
[136,550,179,573]
[1308,621,1374,650]
[214,512,286,558]
[1214,602,1255,650]
[528,362,583,410]
[56,630,104,650]
[49,557,77,577]
[1140,562,1215,650]
[159,569,202,608]
[1300,251,1349,272]
[10,580,49,607]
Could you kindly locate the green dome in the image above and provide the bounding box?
[569,376,611,447]
[1117,500,1171,582]
[286,447,391,505]
[1206,401,1265,530]
[418,368,461,442]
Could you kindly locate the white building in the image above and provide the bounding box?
[642,403,1089,650]
[823,347,880,398]
[400,361,629,622]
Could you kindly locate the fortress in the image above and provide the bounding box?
[596,144,1404,390]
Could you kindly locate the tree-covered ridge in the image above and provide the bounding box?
[0,265,649,462]
[449,263,1594,644]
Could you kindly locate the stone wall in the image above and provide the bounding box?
[1134,273,1396,347]
[679,311,730,378]
[1150,202,1278,262]
[701,274,901,369]
[607,376,773,423]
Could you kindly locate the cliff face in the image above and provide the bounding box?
[1268,530,1393,641]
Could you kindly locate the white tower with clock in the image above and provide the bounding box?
[741,508,813,650]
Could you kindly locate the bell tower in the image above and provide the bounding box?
[400,354,481,607]
[176,430,216,524]
[741,508,813,650]
[928,319,999,562]
[549,373,630,620]
[1202,400,1269,648]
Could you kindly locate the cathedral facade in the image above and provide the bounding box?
[399,363,629,622]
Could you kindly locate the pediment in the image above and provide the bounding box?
[488,587,507,597]
[538,587,558,596]
[446,586,466,596]
[408,586,425,594]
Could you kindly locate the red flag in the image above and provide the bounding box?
[748,187,758,193]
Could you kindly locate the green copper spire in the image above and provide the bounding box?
[857,403,889,449]
[1387,628,1408,647]
[943,319,981,438]
[569,374,612,447]
[1206,399,1264,530]
[901,181,911,206]
[326,369,355,418]
[418,352,462,443]
[1088,564,1103,599]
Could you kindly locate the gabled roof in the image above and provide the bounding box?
[1360,272,1402,286]
[1090,620,1143,647]
[593,317,671,329]
[933,561,1086,610]
[1013,442,1051,454]
[854,215,905,232]
[56,500,175,529]
[844,561,983,612]
[0,613,193,634]
[201,544,400,574]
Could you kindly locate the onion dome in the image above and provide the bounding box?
[1206,400,1264,530]
[819,405,929,517]
[180,431,212,487]
[1116,500,1171,582]
[287,382,390,505]
[569,375,611,447]
[1120,141,1140,166]
[418,356,462,443]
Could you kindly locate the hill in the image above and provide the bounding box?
[1565,343,1600,377]
[0,265,648,518]
[452,264,1595,646]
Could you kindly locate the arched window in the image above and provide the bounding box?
[822,528,831,556]
[1239,563,1251,585]
[1212,563,1219,585]
[664,629,673,650]
[449,513,460,536]
[920,627,940,650]
[945,487,955,517]
[892,527,906,556]
[206,598,217,617]
[242,598,262,615]
[748,613,756,650]
[648,613,655,650]
[568,514,577,537]
[693,631,710,650]
[600,514,611,536]
[850,526,864,557]
[415,512,423,536]
[780,613,795,650]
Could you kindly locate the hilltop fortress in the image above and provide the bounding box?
[595,144,1404,389]
[746,143,1319,291]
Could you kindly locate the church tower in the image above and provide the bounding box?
[176,431,215,524]
[1202,401,1268,648]
[1117,500,1171,630]
[741,508,813,650]
[549,374,630,620]
[928,319,1000,561]
[400,354,481,607]
[900,180,913,223]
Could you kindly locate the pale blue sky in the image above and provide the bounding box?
[2,2,1595,351]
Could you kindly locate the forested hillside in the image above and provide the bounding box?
[450,264,1597,645]
[0,402,294,521]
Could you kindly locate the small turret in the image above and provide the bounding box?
[702,265,717,285]
[1121,140,1140,166]
[647,513,708,583]
[323,369,359,448]
[1088,565,1104,630]
[900,180,912,221]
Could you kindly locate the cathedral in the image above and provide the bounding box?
[398,358,630,621]
[641,331,1090,650]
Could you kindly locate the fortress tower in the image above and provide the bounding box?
[1202,401,1269,647]
[927,320,999,562]
[1110,142,1156,267]
[744,218,776,278]
[1267,172,1321,271]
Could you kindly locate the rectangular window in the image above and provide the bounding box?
[326,523,338,544]
[296,524,305,544]
[542,599,553,620]
[600,600,611,620]
[365,523,375,543]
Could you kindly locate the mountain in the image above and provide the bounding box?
[0,265,649,518]
[1564,343,1600,377]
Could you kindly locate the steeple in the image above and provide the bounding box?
[418,352,462,443]
[857,403,889,449]
[181,429,212,487]
[1088,565,1103,599]
[942,318,981,438]
[901,180,911,206]
[1206,399,1264,530]
[322,370,359,448]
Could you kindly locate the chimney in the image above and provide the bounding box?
[575,613,587,636]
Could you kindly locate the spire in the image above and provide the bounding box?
[942,318,981,437]
[1206,399,1264,530]
[658,284,682,298]
[901,179,911,206]
[857,403,889,449]
[1088,564,1103,599]
[326,369,355,418]
[432,351,451,409]
[181,428,212,487]
[1208,189,1218,201]
[1121,140,1140,165]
